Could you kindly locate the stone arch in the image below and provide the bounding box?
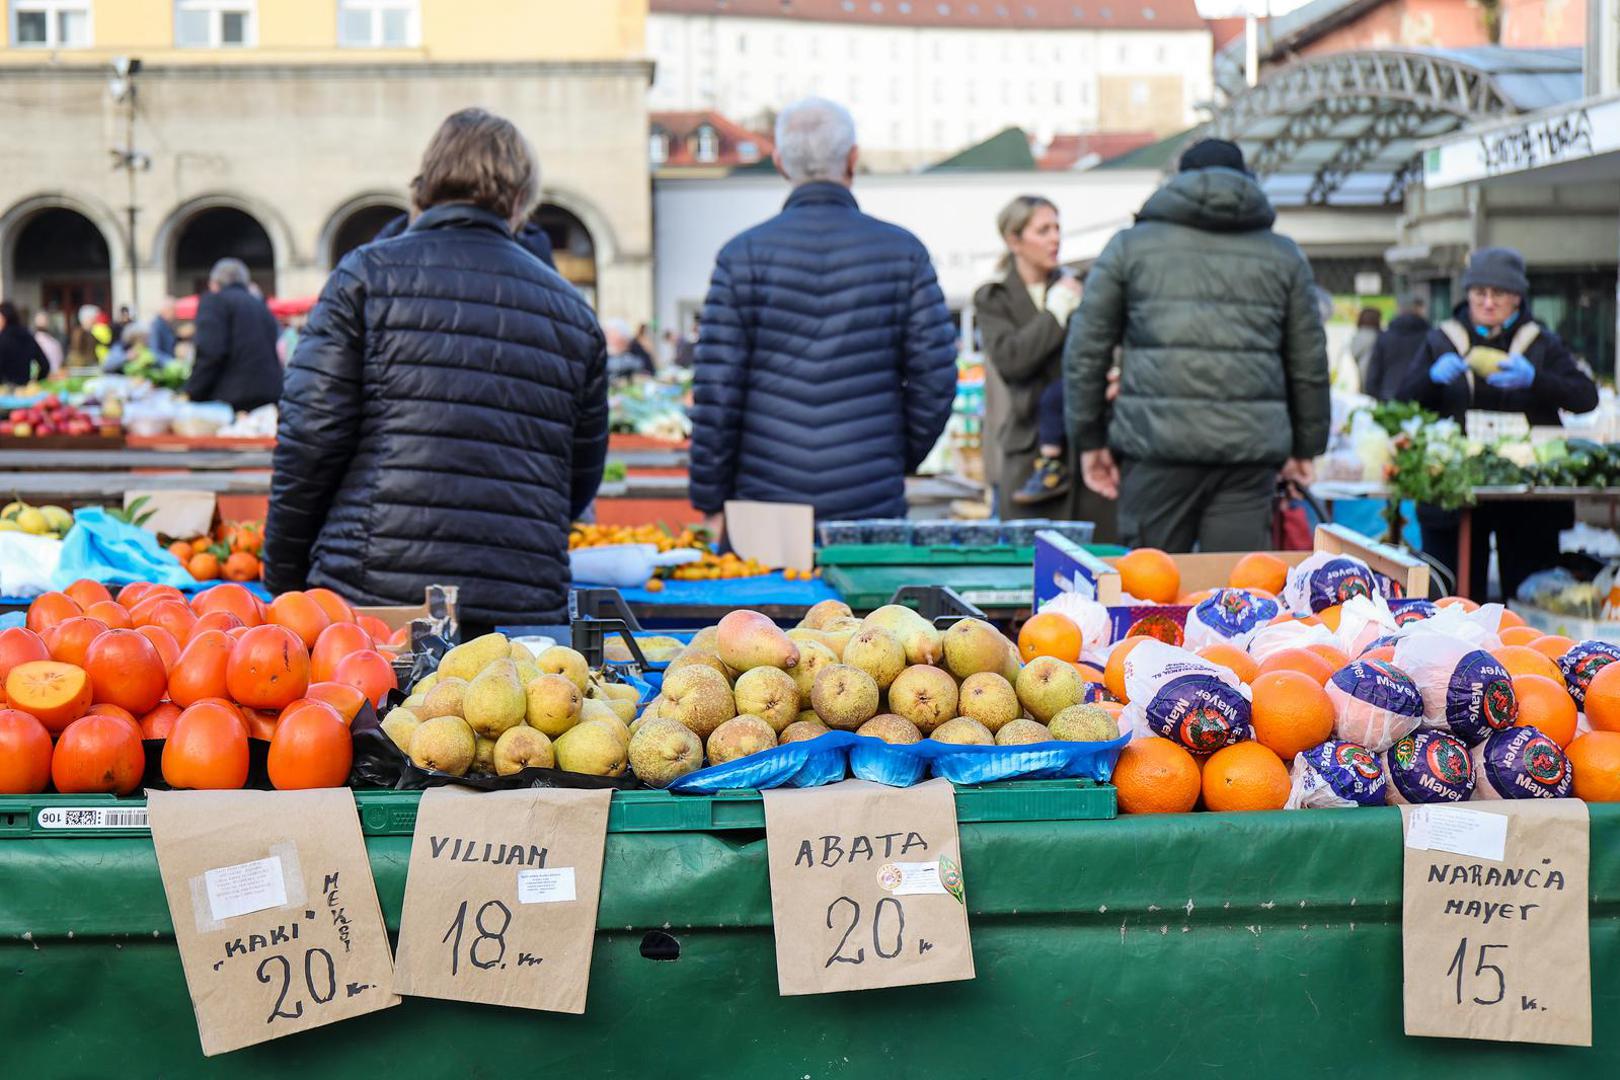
[155,193,296,296]
[0,193,122,314]
[318,190,409,269]
[538,187,619,263]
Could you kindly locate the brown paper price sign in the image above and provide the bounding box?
[762,778,974,996]
[393,786,612,1014]
[1401,800,1590,1047]
[147,789,399,1057]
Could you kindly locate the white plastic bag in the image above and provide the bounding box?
[1120,640,1252,754]
[0,532,63,598]
[1183,588,1280,651]
[1325,658,1424,752]
[1038,592,1113,663]
[567,544,702,588]
[1334,594,1398,657]
[1284,740,1388,809]
[1283,551,1376,616]
[1391,635,1516,746]
[1248,619,1339,663]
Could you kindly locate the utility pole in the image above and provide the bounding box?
[108,57,147,314]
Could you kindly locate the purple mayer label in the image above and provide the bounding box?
[1360,634,1400,657]
[1392,600,1437,626]
[1307,557,1375,612]
[1194,589,1280,638]
[1301,739,1387,806]
[1476,726,1572,800]
[1081,682,1113,704]
[1145,673,1253,754]
[1444,651,1518,745]
[1559,641,1620,708]
[1386,731,1474,803]
[1330,659,1424,717]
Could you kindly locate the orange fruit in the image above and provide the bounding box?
[1529,635,1574,660]
[162,700,250,790]
[1493,645,1561,682]
[1512,674,1576,748]
[0,709,52,794]
[167,629,235,708]
[1497,608,1526,629]
[224,551,261,582]
[1566,732,1620,802]
[5,660,93,734]
[1104,637,1150,703]
[1256,647,1335,687]
[310,622,376,683]
[1228,553,1288,595]
[226,625,311,710]
[84,600,132,630]
[1201,741,1290,812]
[0,627,48,684]
[1250,670,1336,760]
[1197,643,1259,684]
[305,588,356,626]
[1018,612,1082,664]
[1098,700,1124,721]
[139,701,183,740]
[332,649,397,708]
[1115,548,1180,604]
[1437,596,1480,612]
[267,591,331,650]
[191,536,213,555]
[187,552,221,581]
[135,625,182,674]
[63,578,113,609]
[1112,737,1201,814]
[1268,612,1322,627]
[51,714,144,795]
[1073,662,1106,685]
[356,614,393,643]
[26,591,83,636]
[1179,589,1215,606]
[305,681,368,724]
[191,583,262,626]
[84,629,168,715]
[1306,644,1350,671]
[1497,625,1542,647]
[193,610,245,636]
[43,616,109,669]
[1584,663,1620,733]
[1360,645,1396,663]
[167,541,193,564]
[1316,605,1344,632]
[268,699,352,790]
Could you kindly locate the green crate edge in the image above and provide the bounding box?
[0,779,1114,839]
[821,565,1033,611]
[816,543,1036,566]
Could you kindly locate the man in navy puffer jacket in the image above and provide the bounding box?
[689,98,959,528]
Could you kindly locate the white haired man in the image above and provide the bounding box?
[689,97,957,533]
[185,257,282,412]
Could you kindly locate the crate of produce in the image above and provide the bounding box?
[819,535,1120,613]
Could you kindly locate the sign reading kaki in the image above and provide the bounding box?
[393,786,611,1014]
[147,789,399,1057]
[762,778,974,996]
[1401,800,1591,1047]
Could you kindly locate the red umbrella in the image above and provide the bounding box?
[174,294,199,320]
[268,296,316,318]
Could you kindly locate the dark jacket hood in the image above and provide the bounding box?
[1387,312,1430,333]
[1137,167,1276,233]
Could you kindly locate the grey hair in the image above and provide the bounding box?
[210,257,251,288]
[77,304,99,326]
[121,323,147,347]
[774,98,857,184]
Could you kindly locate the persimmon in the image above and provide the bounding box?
[192,610,245,636]
[0,709,52,793]
[84,600,133,630]
[310,622,374,682]
[6,660,93,734]
[332,649,397,708]
[387,625,410,648]
[268,591,331,650]
[243,707,279,741]
[0,627,49,683]
[223,552,261,582]
[356,615,393,643]
[26,591,82,635]
[268,699,352,790]
[191,583,262,626]
[226,625,250,641]
[52,714,144,795]
[167,629,234,707]
[43,616,109,669]
[305,680,367,724]
[140,599,198,645]
[135,625,182,673]
[226,624,310,709]
[63,578,113,609]
[139,701,183,739]
[86,703,139,728]
[84,629,168,715]
[305,587,356,626]
[162,700,250,790]
[116,581,155,609]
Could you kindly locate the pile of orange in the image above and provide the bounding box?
[0,579,403,796]
[165,519,265,583]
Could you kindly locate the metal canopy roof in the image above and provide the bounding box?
[1204,47,1583,207]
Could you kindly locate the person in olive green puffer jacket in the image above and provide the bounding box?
[1062,138,1330,554]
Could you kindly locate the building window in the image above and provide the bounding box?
[649,132,669,165]
[694,126,718,163]
[175,0,254,47]
[11,0,90,47]
[737,140,760,163]
[337,0,418,48]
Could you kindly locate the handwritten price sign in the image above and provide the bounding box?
[1401,801,1591,1047]
[762,779,974,996]
[393,786,611,1014]
[147,790,399,1057]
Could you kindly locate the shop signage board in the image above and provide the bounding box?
[1424,96,1620,189]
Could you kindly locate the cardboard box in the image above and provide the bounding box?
[355,584,458,634]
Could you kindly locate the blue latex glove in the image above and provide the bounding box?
[1429,352,1467,385]
[1487,353,1535,390]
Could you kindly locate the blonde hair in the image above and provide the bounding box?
[995,195,1057,273]
[411,108,539,229]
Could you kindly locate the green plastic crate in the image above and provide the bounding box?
[817,542,1129,611]
[817,543,1036,565]
[0,779,1112,840]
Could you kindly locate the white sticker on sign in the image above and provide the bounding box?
[517,867,577,905]
[1404,806,1507,862]
[879,861,948,896]
[203,855,288,921]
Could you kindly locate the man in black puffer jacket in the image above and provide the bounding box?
[264,109,608,626]
[185,258,283,412]
[690,98,958,527]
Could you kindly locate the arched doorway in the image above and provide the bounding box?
[171,207,277,296]
[327,202,405,265]
[9,207,112,319]
[533,204,596,305]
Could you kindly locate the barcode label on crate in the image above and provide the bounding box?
[36,806,150,830]
[960,590,1030,607]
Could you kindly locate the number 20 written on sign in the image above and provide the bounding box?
[825,895,915,967]
[258,948,337,1024]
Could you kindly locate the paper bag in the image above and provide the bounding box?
[762,778,974,996]
[725,499,814,573]
[147,789,399,1057]
[128,490,216,541]
[393,786,612,1013]
[1401,800,1590,1046]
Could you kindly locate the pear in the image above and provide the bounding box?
[411,672,441,696]
[1015,656,1085,724]
[401,693,427,711]
[462,659,526,738]
[525,673,582,737]
[801,599,854,631]
[716,609,799,672]
[795,709,819,726]
[861,605,942,666]
[787,627,834,652]
[810,664,880,731]
[1049,704,1120,742]
[536,646,590,692]
[597,695,637,724]
[514,659,543,685]
[380,706,422,752]
[998,646,1023,686]
[599,682,641,704]
[780,718,831,743]
[842,627,907,690]
[789,639,839,701]
[996,718,1053,746]
[420,677,468,721]
[508,640,536,663]
[636,636,686,663]
[706,715,778,764]
[732,666,800,733]
[494,725,555,774]
[640,696,664,724]
[931,717,994,746]
[662,664,737,739]
[687,626,720,653]
[665,647,733,683]
[472,736,498,775]
[857,713,922,744]
[408,716,476,776]
[943,618,1014,680]
[554,720,629,777]
[888,665,959,734]
[582,700,631,745]
[438,633,510,681]
[959,672,1021,733]
[818,617,864,658]
[628,718,703,788]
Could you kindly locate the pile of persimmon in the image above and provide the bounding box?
[0,579,404,795]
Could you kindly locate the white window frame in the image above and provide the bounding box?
[694,126,719,164]
[649,132,669,165]
[10,0,91,49]
[174,0,256,48]
[337,0,419,49]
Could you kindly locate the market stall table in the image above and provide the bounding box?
[570,571,840,626]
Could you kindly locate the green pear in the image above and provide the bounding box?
[662,665,737,739]
[861,604,942,666]
[420,677,468,721]
[995,718,1052,745]
[888,665,959,734]
[463,659,526,738]
[410,672,440,696]
[536,646,590,692]
[780,718,831,743]
[842,627,906,690]
[438,633,510,681]
[525,673,582,737]
[380,706,422,752]
[732,666,800,733]
[628,718,704,788]
[1049,704,1120,742]
[801,599,854,631]
[706,715,777,764]
[810,664,880,731]
[931,717,994,745]
[472,736,498,775]
[409,716,476,776]
[959,672,1021,733]
[554,720,629,777]
[857,713,921,744]
[494,726,554,774]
